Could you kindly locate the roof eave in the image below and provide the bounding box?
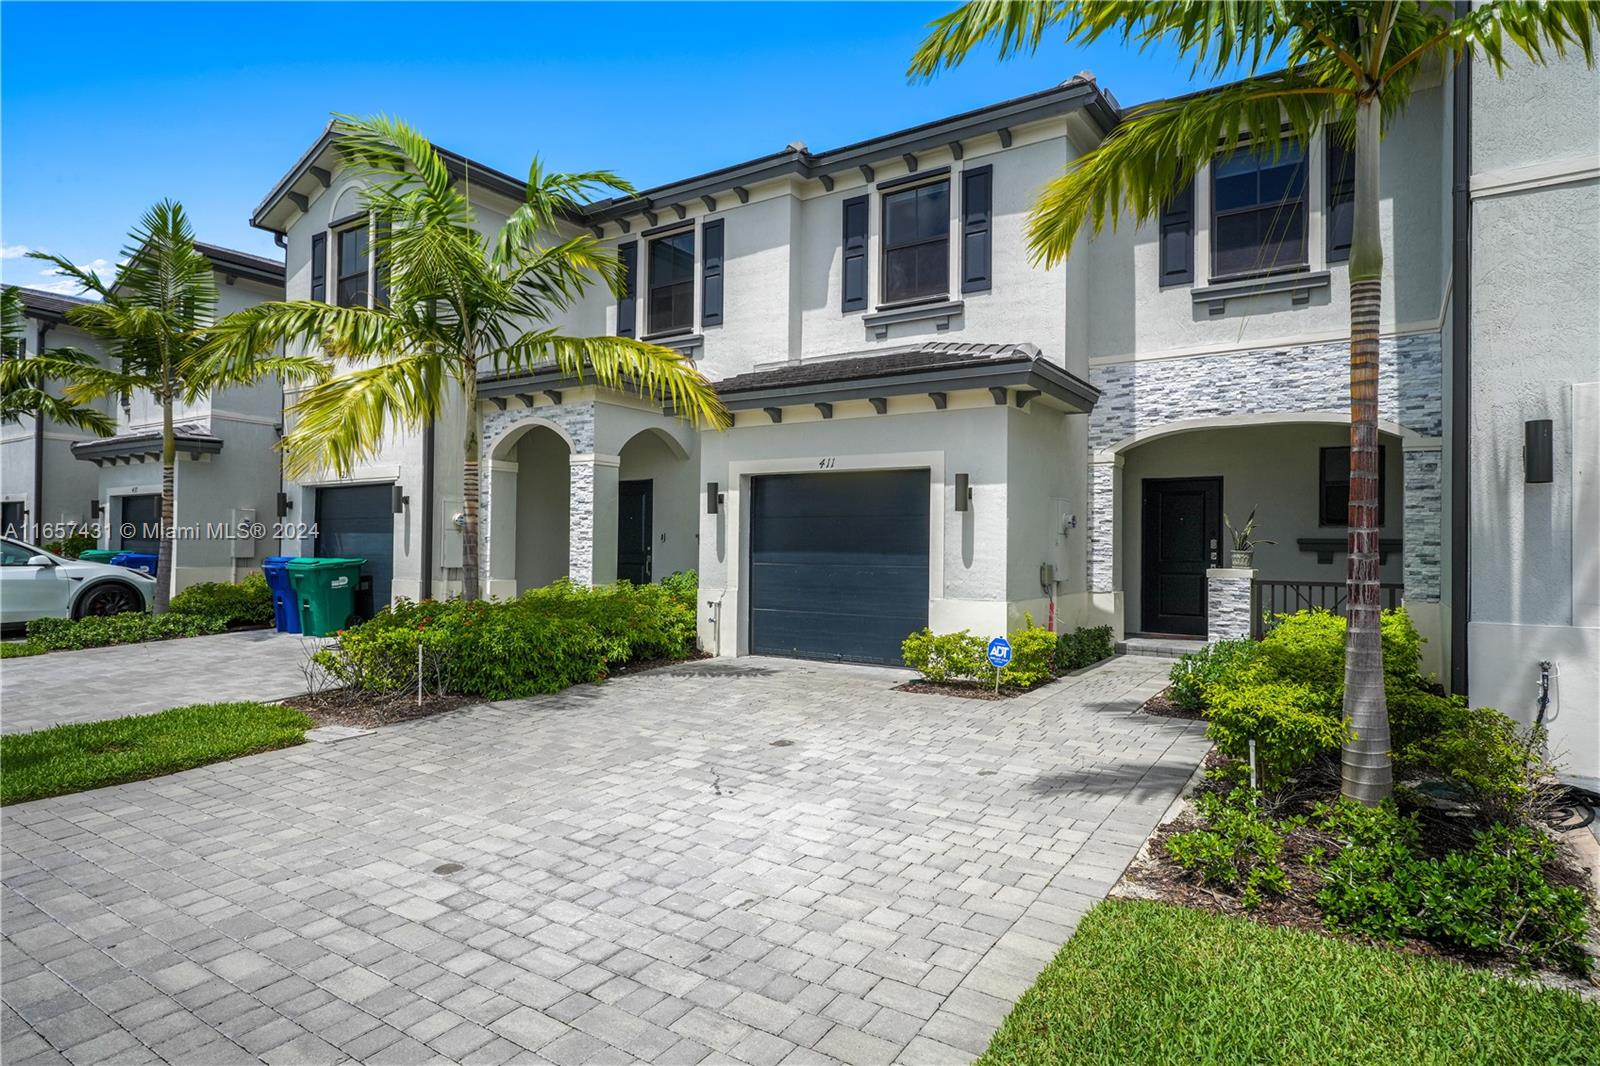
[719,358,1099,414]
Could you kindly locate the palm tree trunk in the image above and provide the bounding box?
[1341,97,1391,805]
[460,358,481,602]
[155,391,175,613]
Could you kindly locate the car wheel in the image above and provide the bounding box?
[73,582,143,619]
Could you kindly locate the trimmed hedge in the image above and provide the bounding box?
[25,612,226,651]
[313,574,699,700]
[169,572,273,627]
[903,619,1115,690]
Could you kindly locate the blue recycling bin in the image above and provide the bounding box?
[109,551,158,576]
[261,555,303,634]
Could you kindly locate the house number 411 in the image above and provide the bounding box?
[818,458,836,468]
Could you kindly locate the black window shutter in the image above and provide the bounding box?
[617,241,637,337]
[701,219,724,327]
[1158,179,1194,285]
[961,165,993,293]
[310,231,327,302]
[841,195,868,312]
[372,221,390,307]
[1326,128,1355,263]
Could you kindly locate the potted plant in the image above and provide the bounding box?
[1225,509,1274,568]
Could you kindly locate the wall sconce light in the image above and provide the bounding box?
[276,491,292,517]
[954,473,971,512]
[392,484,409,513]
[1525,419,1553,484]
[706,482,722,515]
[90,499,103,519]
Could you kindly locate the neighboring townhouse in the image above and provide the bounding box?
[1462,51,1599,790]
[2,288,109,542]
[1,245,287,591]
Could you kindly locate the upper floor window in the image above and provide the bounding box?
[336,225,370,308]
[1326,128,1355,263]
[882,179,949,305]
[1212,142,1307,280]
[647,229,695,336]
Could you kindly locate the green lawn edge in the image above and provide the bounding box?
[979,899,1600,1066]
[0,701,313,805]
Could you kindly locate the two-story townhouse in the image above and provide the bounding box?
[66,243,288,589]
[1080,77,1453,675]
[252,80,1116,664]
[1,245,286,589]
[2,288,109,542]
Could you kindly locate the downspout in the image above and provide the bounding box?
[32,320,51,543]
[1449,32,1472,696]
[420,422,435,600]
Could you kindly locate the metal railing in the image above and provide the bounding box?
[1250,580,1404,639]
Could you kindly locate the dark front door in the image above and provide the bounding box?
[617,479,653,584]
[315,484,394,609]
[119,495,161,552]
[749,469,929,665]
[1141,477,1222,636]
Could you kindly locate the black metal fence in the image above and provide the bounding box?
[1250,580,1404,639]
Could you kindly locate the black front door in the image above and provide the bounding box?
[1141,477,1222,636]
[617,479,653,584]
[314,484,394,609]
[119,495,162,552]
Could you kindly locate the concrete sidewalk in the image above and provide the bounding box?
[0,629,323,733]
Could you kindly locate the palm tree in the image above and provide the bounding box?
[0,287,116,435]
[910,2,1597,804]
[202,115,729,602]
[18,202,324,610]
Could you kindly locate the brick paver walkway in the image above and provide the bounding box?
[1,655,1207,1065]
[1,630,326,735]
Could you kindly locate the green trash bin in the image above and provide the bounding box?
[78,549,119,563]
[286,557,367,637]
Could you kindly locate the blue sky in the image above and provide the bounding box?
[2,1,1235,294]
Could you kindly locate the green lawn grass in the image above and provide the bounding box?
[980,900,1600,1066]
[0,702,312,804]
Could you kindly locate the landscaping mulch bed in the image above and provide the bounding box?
[1115,750,1599,991]
[1139,685,1204,720]
[609,650,712,677]
[895,680,1026,700]
[284,688,476,729]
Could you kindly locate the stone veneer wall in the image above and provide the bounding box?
[478,400,597,587]
[1088,332,1444,604]
[1206,569,1256,641]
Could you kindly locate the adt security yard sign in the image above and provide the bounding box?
[987,636,1012,693]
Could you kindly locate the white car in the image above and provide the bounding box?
[0,538,157,629]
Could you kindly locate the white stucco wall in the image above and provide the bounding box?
[1466,49,1600,788]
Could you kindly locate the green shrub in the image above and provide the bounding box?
[1,641,46,659]
[902,617,1056,689]
[1057,624,1114,672]
[903,629,987,684]
[1003,619,1057,688]
[168,572,273,627]
[24,612,225,651]
[1202,678,1350,786]
[314,579,699,700]
[44,532,97,559]
[1165,788,1299,909]
[1168,638,1258,711]
[660,569,698,606]
[1317,801,1591,974]
[1391,689,1550,824]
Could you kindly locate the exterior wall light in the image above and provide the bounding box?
[955,473,971,512]
[706,482,721,515]
[392,484,409,513]
[1525,419,1553,484]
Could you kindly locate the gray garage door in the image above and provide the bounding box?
[749,470,929,665]
[314,484,393,609]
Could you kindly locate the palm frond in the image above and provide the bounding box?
[200,300,404,369]
[0,348,119,433]
[1027,72,1347,265]
[1,287,25,350]
[24,252,115,301]
[495,332,731,430]
[280,351,449,478]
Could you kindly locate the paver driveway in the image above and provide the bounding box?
[1,630,326,735]
[2,655,1208,1065]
